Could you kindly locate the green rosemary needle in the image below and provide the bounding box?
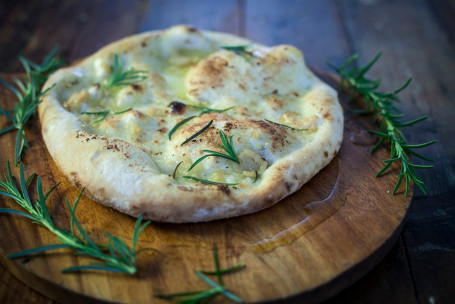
[81,107,132,123]
[173,161,183,180]
[168,105,234,141]
[181,120,213,146]
[253,170,259,183]
[156,244,244,303]
[264,119,307,131]
[182,176,240,186]
[0,47,63,166]
[328,53,437,195]
[0,161,152,274]
[188,130,239,171]
[107,54,148,88]
[221,45,254,62]
[189,104,235,115]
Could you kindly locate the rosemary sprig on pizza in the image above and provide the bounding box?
[0,161,151,274]
[328,53,436,195]
[0,46,63,166]
[36,25,343,222]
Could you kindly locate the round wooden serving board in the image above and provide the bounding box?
[0,70,412,304]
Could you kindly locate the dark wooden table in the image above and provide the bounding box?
[1,0,454,303]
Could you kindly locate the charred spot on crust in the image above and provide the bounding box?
[285,182,292,192]
[217,185,231,195]
[184,25,198,32]
[324,151,329,158]
[168,101,187,115]
[178,186,194,192]
[106,143,120,151]
[69,172,81,188]
[131,84,143,93]
[223,122,234,132]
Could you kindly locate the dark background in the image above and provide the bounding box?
[1,0,454,303]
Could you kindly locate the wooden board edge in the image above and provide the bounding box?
[260,204,411,304]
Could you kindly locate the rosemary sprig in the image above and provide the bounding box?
[168,105,234,140]
[264,119,307,131]
[328,53,437,195]
[0,47,62,166]
[107,54,148,88]
[156,244,244,303]
[173,161,183,180]
[0,161,152,274]
[81,107,132,123]
[182,176,240,186]
[168,116,197,140]
[188,130,239,171]
[253,170,259,183]
[181,120,213,146]
[221,45,254,62]
[189,105,235,115]
[18,45,64,89]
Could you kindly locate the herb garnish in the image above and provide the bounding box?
[328,53,437,195]
[0,161,152,274]
[19,45,64,90]
[156,244,244,303]
[181,119,213,146]
[107,54,148,88]
[253,170,259,183]
[264,119,308,131]
[0,47,63,166]
[173,161,183,180]
[182,176,240,186]
[221,45,254,62]
[189,105,235,115]
[81,107,132,123]
[188,130,240,171]
[169,116,197,140]
[168,105,234,140]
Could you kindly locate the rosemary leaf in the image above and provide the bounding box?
[7,244,70,259]
[182,176,239,186]
[264,119,307,131]
[253,170,259,183]
[168,105,234,141]
[173,161,183,180]
[107,54,148,88]
[329,53,437,195]
[189,104,235,115]
[221,45,254,62]
[81,108,132,123]
[168,116,197,140]
[181,120,213,146]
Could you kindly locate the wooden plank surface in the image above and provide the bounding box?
[0,0,454,303]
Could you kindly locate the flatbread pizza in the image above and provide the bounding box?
[39,25,343,223]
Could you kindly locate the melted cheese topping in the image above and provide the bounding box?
[55,25,329,186]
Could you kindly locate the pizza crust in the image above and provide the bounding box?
[39,25,343,223]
